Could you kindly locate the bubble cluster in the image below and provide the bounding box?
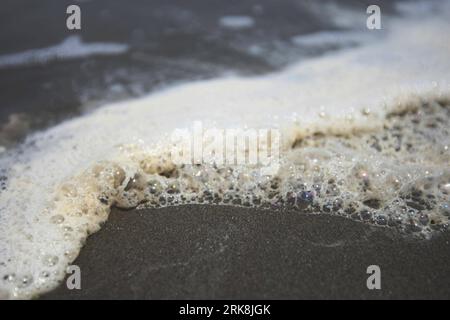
[0,100,449,300]
[109,98,450,240]
[1,97,449,302]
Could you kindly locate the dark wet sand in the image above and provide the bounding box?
[41,205,450,299]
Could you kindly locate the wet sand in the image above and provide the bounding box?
[41,205,450,299]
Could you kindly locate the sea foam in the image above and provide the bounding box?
[0,1,449,299]
[0,35,128,69]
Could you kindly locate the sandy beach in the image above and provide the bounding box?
[41,205,450,299]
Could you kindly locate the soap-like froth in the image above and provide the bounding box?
[1,1,450,299]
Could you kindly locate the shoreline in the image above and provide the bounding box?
[1,0,449,300]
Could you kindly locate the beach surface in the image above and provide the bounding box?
[42,205,450,299]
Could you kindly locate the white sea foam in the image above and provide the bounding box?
[219,15,255,29]
[291,30,370,48]
[0,1,449,299]
[305,1,366,29]
[0,35,128,68]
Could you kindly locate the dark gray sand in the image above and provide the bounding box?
[41,205,450,300]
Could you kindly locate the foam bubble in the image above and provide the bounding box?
[0,1,450,299]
